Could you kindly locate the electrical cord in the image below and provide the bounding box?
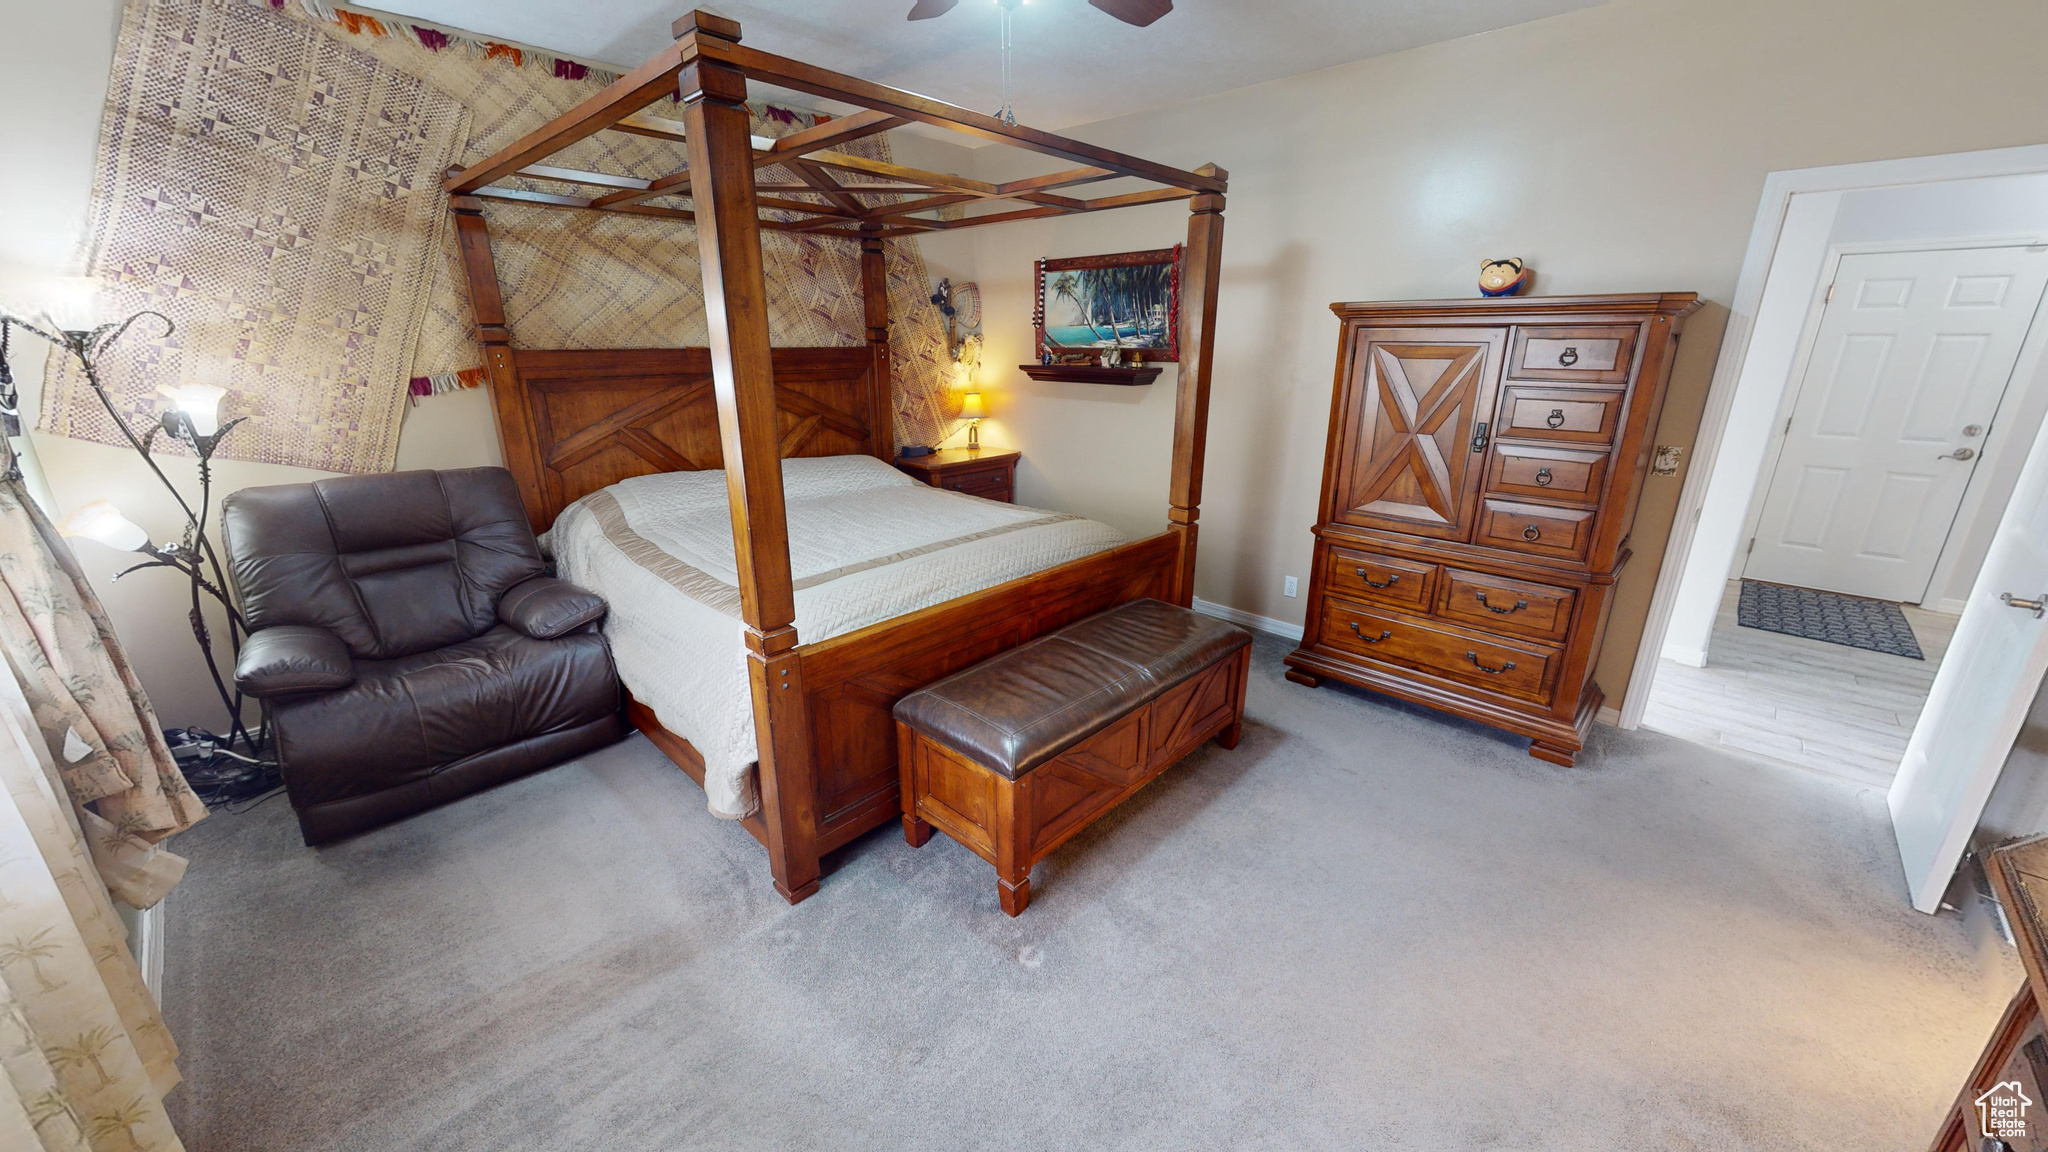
[165,726,281,807]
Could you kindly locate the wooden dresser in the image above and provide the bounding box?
[1284,294,1699,766]
[1936,837,2048,1151]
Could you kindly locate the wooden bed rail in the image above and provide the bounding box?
[452,10,1226,905]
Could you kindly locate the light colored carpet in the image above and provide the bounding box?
[162,635,2019,1151]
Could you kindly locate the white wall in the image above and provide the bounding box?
[1665,169,2048,664]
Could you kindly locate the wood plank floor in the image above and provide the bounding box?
[1641,581,1959,788]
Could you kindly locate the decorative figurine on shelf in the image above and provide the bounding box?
[1478,257,1532,297]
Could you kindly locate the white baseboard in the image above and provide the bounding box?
[1596,706,1622,728]
[1661,641,1707,668]
[1931,597,1969,615]
[1191,596,1305,642]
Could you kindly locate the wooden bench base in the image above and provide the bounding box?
[896,646,1249,915]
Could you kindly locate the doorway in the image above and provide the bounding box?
[1621,146,2048,912]
[1744,245,2048,604]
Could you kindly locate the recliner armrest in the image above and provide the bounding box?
[497,575,608,639]
[235,626,354,698]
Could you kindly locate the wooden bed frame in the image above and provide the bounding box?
[445,9,1226,903]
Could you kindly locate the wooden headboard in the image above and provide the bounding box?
[486,346,891,531]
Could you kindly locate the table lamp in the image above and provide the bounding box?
[960,390,985,450]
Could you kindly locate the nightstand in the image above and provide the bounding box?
[896,448,1020,503]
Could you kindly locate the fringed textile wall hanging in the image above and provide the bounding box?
[38,0,466,475]
[41,0,958,473]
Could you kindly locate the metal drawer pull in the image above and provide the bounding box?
[1522,524,1541,541]
[1348,622,1391,644]
[1546,408,1567,429]
[1475,591,1528,615]
[1534,467,1553,486]
[1354,568,1399,589]
[1466,651,1517,674]
[1470,420,1490,454]
[1558,347,1579,367]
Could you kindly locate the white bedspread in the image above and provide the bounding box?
[543,455,1127,819]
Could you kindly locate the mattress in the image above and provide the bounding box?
[543,455,1128,819]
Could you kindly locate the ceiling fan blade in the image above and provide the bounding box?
[906,0,959,19]
[1089,0,1172,26]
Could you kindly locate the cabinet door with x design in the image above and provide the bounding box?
[1328,328,1505,541]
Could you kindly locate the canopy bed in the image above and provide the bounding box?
[442,9,1226,904]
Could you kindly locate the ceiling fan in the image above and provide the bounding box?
[906,0,1174,28]
[909,0,1171,125]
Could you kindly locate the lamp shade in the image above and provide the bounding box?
[57,500,150,552]
[158,382,228,436]
[958,391,986,421]
[40,277,98,333]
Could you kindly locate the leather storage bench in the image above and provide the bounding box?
[893,598,1252,915]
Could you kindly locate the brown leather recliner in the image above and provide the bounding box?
[222,467,625,845]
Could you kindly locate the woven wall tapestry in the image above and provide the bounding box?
[290,1,959,450]
[39,0,468,475]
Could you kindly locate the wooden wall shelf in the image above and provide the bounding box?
[1019,363,1163,386]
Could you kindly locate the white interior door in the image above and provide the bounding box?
[1746,246,2048,602]
[1890,404,2048,912]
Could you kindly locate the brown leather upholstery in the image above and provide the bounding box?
[893,598,1251,780]
[497,575,610,639]
[235,626,355,697]
[223,467,625,845]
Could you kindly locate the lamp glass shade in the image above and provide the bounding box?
[40,277,98,333]
[958,391,986,421]
[57,500,150,552]
[158,382,227,436]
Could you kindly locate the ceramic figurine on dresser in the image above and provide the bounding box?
[1284,293,1699,765]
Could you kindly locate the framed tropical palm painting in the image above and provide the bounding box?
[1034,246,1182,362]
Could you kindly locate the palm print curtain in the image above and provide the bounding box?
[0,442,203,1151]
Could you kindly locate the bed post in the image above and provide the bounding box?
[860,228,895,460]
[678,11,822,904]
[450,198,550,525]
[1168,164,1227,608]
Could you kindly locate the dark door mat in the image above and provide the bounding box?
[1736,580,1924,660]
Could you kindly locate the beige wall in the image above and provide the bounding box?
[957,0,2048,714]
[0,0,982,730]
[12,0,2048,729]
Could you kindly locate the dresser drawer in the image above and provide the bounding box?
[1437,568,1576,641]
[1509,325,1638,387]
[1323,544,1436,611]
[1486,443,1608,505]
[1498,386,1624,445]
[939,468,1011,500]
[1320,599,1558,703]
[1477,499,1595,561]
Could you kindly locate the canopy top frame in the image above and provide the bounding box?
[442,9,1226,240]
[445,9,1229,906]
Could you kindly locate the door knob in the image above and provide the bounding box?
[1940,447,1977,461]
[1963,424,1984,437]
[2003,592,2046,618]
